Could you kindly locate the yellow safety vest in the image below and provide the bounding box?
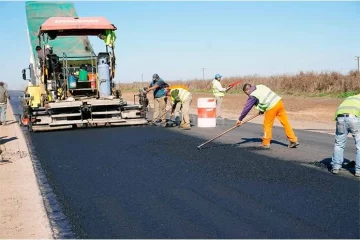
[104,30,116,48]
[250,84,282,112]
[212,79,225,97]
[334,94,360,120]
[170,88,191,104]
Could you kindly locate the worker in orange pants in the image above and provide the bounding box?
[236,83,299,149]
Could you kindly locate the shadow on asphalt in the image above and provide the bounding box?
[315,157,356,174]
[236,137,288,147]
[196,137,288,150]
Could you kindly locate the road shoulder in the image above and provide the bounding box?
[0,103,53,239]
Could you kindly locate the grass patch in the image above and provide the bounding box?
[117,70,360,99]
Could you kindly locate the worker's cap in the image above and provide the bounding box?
[152,73,159,80]
[215,73,222,79]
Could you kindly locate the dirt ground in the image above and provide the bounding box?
[122,91,342,134]
[0,104,53,239]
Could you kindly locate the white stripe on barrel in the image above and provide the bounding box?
[197,98,216,127]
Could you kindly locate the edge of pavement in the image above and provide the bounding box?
[130,99,337,136]
[0,102,53,239]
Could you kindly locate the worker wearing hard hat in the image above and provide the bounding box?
[165,86,192,130]
[212,74,231,119]
[236,83,299,149]
[330,94,360,177]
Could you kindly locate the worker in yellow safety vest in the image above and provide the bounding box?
[165,86,192,130]
[212,74,231,119]
[98,30,116,48]
[330,94,360,177]
[236,83,299,149]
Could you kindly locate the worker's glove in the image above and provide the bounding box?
[235,120,243,126]
[225,86,231,92]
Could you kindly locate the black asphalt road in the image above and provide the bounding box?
[10,92,360,238]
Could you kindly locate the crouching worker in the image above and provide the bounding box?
[165,86,192,130]
[236,83,299,149]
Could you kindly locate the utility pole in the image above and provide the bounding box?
[141,74,143,83]
[201,68,205,80]
[356,56,360,72]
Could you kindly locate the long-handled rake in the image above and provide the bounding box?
[196,113,261,150]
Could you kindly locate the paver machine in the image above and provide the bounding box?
[21,1,148,132]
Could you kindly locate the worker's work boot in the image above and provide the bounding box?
[260,144,270,149]
[288,141,299,148]
[331,168,339,174]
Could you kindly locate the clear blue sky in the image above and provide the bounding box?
[0,1,359,90]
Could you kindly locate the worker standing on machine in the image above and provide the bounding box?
[236,83,299,149]
[98,30,116,48]
[146,74,167,126]
[165,85,192,130]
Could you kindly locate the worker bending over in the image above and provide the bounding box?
[170,98,182,126]
[165,86,192,130]
[236,83,299,149]
[212,74,230,119]
[331,94,360,177]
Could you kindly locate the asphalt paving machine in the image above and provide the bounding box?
[20,1,148,132]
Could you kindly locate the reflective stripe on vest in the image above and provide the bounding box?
[250,85,282,112]
[334,95,360,119]
[171,88,191,103]
[212,80,224,97]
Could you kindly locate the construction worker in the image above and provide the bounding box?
[236,83,299,149]
[165,86,192,130]
[212,74,230,119]
[163,83,181,126]
[98,30,116,48]
[170,100,182,126]
[0,82,10,125]
[146,74,167,126]
[330,94,360,177]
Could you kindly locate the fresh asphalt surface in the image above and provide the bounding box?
[10,92,360,238]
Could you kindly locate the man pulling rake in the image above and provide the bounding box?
[197,83,299,150]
